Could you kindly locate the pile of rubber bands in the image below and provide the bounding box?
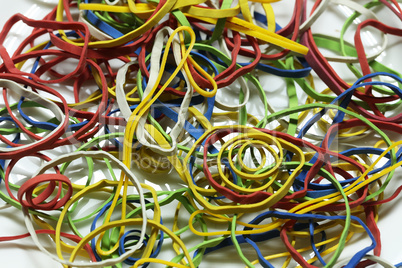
[1,0,402,267]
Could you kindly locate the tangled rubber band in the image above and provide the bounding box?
[1,0,402,267]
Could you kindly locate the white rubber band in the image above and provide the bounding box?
[25,150,148,267]
[78,10,113,41]
[0,79,66,153]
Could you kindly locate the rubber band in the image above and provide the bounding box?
[0,0,402,267]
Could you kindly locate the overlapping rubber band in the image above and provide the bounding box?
[0,0,402,267]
